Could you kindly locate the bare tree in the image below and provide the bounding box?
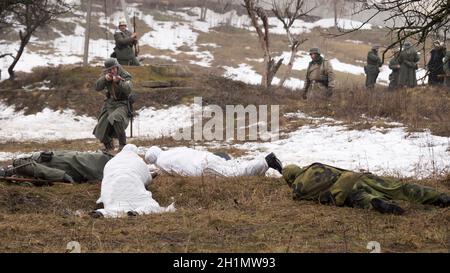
[0,0,29,31]
[333,0,342,27]
[244,0,283,88]
[217,0,233,13]
[272,0,314,87]
[200,0,208,21]
[338,0,450,62]
[4,0,74,80]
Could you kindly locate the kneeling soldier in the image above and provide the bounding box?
[93,58,134,152]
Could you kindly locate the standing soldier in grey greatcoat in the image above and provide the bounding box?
[388,49,401,90]
[113,19,140,66]
[365,45,382,88]
[398,42,420,88]
[302,48,336,100]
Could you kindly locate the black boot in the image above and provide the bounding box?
[0,166,15,177]
[127,211,138,217]
[113,122,127,151]
[89,210,104,219]
[430,194,450,208]
[370,198,405,215]
[265,153,283,174]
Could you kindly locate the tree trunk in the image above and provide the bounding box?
[8,34,31,80]
[279,46,299,87]
[266,58,283,88]
[334,0,338,27]
[262,54,270,88]
[200,0,207,21]
[200,7,207,21]
[83,0,92,67]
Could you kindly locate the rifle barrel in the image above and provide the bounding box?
[1,176,70,185]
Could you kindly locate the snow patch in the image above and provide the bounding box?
[0,102,202,142]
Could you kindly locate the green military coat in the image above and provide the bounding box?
[365,50,382,87]
[114,29,140,66]
[282,163,442,208]
[398,46,420,87]
[13,151,113,182]
[93,66,132,143]
[388,54,400,89]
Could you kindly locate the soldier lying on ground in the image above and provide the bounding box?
[91,144,175,218]
[144,146,283,177]
[0,151,113,183]
[281,163,450,215]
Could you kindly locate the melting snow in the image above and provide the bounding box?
[0,102,201,142]
[235,113,450,179]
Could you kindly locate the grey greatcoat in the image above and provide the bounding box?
[93,66,132,144]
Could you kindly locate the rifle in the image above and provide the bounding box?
[437,73,450,79]
[133,13,140,57]
[0,176,72,186]
[127,93,138,138]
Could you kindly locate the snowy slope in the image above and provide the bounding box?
[0,102,200,141]
[1,6,379,83]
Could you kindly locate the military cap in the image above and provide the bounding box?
[118,19,127,26]
[309,48,320,54]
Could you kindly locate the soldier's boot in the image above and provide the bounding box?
[370,198,405,215]
[0,166,13,177]
[430,194,450,208]
[63,173,75,184]
[127,211,138,217]
[89,210,104,219]
[265,153,283,174]
[113,122,127,151]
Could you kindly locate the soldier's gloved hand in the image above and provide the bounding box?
[151,172,159,179]
[63,173,75,184]
[105,73,113,82]
[113,75,123,83]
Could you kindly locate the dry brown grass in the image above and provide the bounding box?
[296,86,450,137]
[0,175,448,253]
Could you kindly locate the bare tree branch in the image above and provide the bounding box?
[272,0,314,87]
[331,0,450,63]
[5,0,74,80]
[0,53,14,59]
[243,0,283,88]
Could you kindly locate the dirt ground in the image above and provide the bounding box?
[0,174,449,253]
